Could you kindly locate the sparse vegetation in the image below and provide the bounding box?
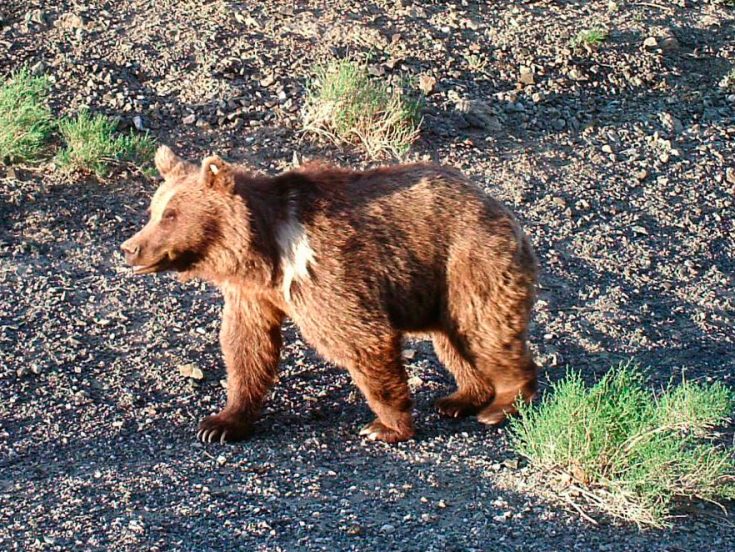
[0,67,53,164]
[55,110,155,178]
[509,362,735,527]
[571,28,608,48]
[463,53,488,73]
[302,59,422,158]
[720,68,735,91]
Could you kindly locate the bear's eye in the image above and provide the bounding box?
[163,209,177,222]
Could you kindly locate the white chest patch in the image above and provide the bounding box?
[276,218,316,302]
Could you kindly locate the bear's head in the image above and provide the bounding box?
[121,145,238,276]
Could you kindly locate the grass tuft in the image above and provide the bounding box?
[302,59,422,158]
[509,361,735,527]
[720,68,735,92]
[571,28,608,48]
[0,67,53,164]
[55,110,155,178]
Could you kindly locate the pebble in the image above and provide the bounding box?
[418,74,436,95]
[519,65,535,85]
[179,363,204,380]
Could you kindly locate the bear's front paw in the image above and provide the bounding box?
[359,419,414,443]
[197,414,252,444]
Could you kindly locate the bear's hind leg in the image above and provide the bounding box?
[466,331,537,425]
[347,335,414,443]
[432,332,494,418]
[475,347,537,425]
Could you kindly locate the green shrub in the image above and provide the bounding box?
[0,67,53,164]
[571,28,608,48]
[55,110,155,178]
[509,361,735,527]
[302,59,422,158]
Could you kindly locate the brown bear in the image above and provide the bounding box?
[121,145,538,444]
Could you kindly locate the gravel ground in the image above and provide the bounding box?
[1,0,735,550]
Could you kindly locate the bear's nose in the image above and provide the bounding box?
[120,241,140,259]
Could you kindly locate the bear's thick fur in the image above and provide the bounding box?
[121,146,538,444]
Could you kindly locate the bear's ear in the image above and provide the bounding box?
[155,145,191,178]
[200,155,235,194]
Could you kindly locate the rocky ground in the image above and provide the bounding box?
[1,0,735,550]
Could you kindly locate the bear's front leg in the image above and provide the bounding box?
[198,292,284,444]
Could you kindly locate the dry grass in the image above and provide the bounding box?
[302,59,422,159]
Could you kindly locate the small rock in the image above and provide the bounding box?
[132,115,145,131]
[493,511,512,522]
[659,112,683,134]
[380,523,396,534]
[725,168,735,185]
[179,363,204,380]
[455,99,501,131]
[25,9,47,25]
[552,118,566,131]
[519,65,535,85]
[552,196,567,209]
[58,13,85,30]
[569,68,586,81]
[401,348,416,360]
[643,36,658,49]
[418,74,436,95]
[182,113,196,125]
[30,61,46,76]
[635,169,648,181]
[260,75,275,87]
[660,32,679,51]
[602,144,614,154]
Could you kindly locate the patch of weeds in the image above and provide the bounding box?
[720,68,735,91]
[509,361,735,527]
[55,110,155,178]
[0,67,53,164]
[463,53,488,73]
[302,59,422,158]
[571,28,608,49]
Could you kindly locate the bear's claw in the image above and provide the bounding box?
[197,414,250,444]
